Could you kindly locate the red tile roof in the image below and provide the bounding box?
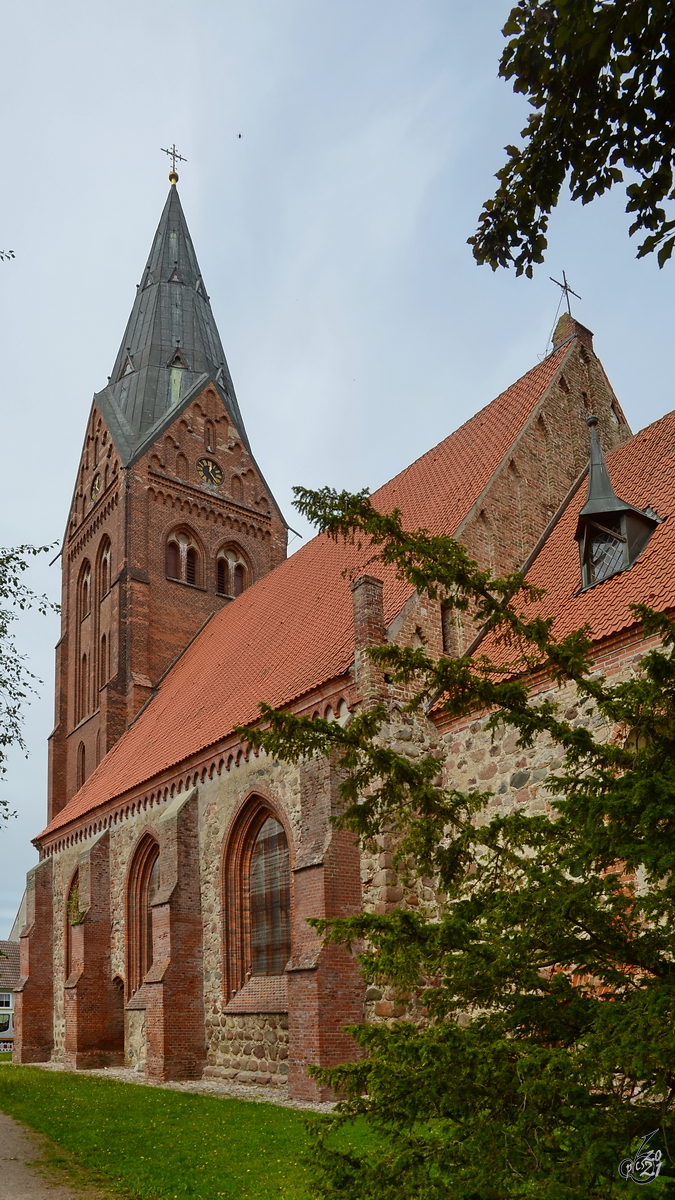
[39,345,570,839]
[488,410,675,657]
[0,942,20,991]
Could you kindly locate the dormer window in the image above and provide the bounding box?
[576,416,662,591]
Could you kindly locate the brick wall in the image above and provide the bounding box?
[48,384,287,821]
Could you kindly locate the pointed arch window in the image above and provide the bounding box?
[98,538,111,599]
[76,741,86,789]
[205,420,215,452]
[78,562,91,621]
[126,837,160,999]
[216,546,250,598]
[65,870,80,980]
[99,634,109,688]
[166,529,202,587]
[222,801,291,999]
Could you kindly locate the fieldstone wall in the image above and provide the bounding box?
[203,1014,289,1086]
[125,1009,146,1068]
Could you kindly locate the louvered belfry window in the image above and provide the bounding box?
[249,816,291,976]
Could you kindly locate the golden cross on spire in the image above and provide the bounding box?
[161,143,187,185]
[550,269,582,315]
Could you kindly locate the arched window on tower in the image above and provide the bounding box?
[165,529,202,586]
[222,801,291,999]
[98,538,111,598]
[216,546,250,598]
[126,836,160,999]
[205,420,215,452]
[166,539,180,579]
[217,558,228,596]
[76,741,86,789]
[99,634,108,688]
[78,562,91,621]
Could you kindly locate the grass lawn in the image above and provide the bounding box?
[0,1062,363,1199]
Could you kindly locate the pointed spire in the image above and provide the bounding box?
[93,187,251,464]
[579,415,625,517]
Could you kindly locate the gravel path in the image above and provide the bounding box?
[30,1060,336,1112]
[0,1111,108,1199]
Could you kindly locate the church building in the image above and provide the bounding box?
[14,176,675,1101]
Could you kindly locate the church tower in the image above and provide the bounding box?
[48,178,287,821]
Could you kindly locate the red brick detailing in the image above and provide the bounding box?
[13,859,54,1063]
[351,575,386,708]
[127,788,206,1081]
[48,389,287,823]
[287,755,364,1102]
[64,830,124,1068]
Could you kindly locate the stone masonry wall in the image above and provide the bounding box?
[359,627,659,1028]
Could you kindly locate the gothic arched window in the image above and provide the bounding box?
[76,741,86,789]
[99,634,108,688]
[205,420,215,452]
[222,801,291,999]
[78,562,91,621]
[217,557,228,596]
[65,870,80,980]
[98,537,111,598]
[216,546,250,598]
[249,816,291,976]
[126,836,160,998]
[165,529,201,586]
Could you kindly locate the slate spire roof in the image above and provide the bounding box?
[93,185,251,465]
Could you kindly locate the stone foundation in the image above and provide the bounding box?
[204,1013,289,1086]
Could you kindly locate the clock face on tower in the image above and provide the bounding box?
[91,473,102,501]
[196,458,223,486]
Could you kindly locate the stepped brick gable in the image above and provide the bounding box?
[20,182,668,1103]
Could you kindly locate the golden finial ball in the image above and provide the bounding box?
[169,170,179,185]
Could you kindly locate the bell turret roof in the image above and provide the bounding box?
[93,184,251,464]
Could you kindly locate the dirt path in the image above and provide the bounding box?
[0,1111,110,1199]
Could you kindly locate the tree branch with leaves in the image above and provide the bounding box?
[0,544,58,827]
[239,486,675,1199]
[471,0,675,275]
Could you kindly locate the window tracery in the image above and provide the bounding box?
[222,799,291,999]
[216,546,250,597]
[126,836,160,998]
[165,529,202,586]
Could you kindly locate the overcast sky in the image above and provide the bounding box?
[1,0,673,935]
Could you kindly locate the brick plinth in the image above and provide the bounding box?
[13,859,54,1063]
[64,831,124,1069]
